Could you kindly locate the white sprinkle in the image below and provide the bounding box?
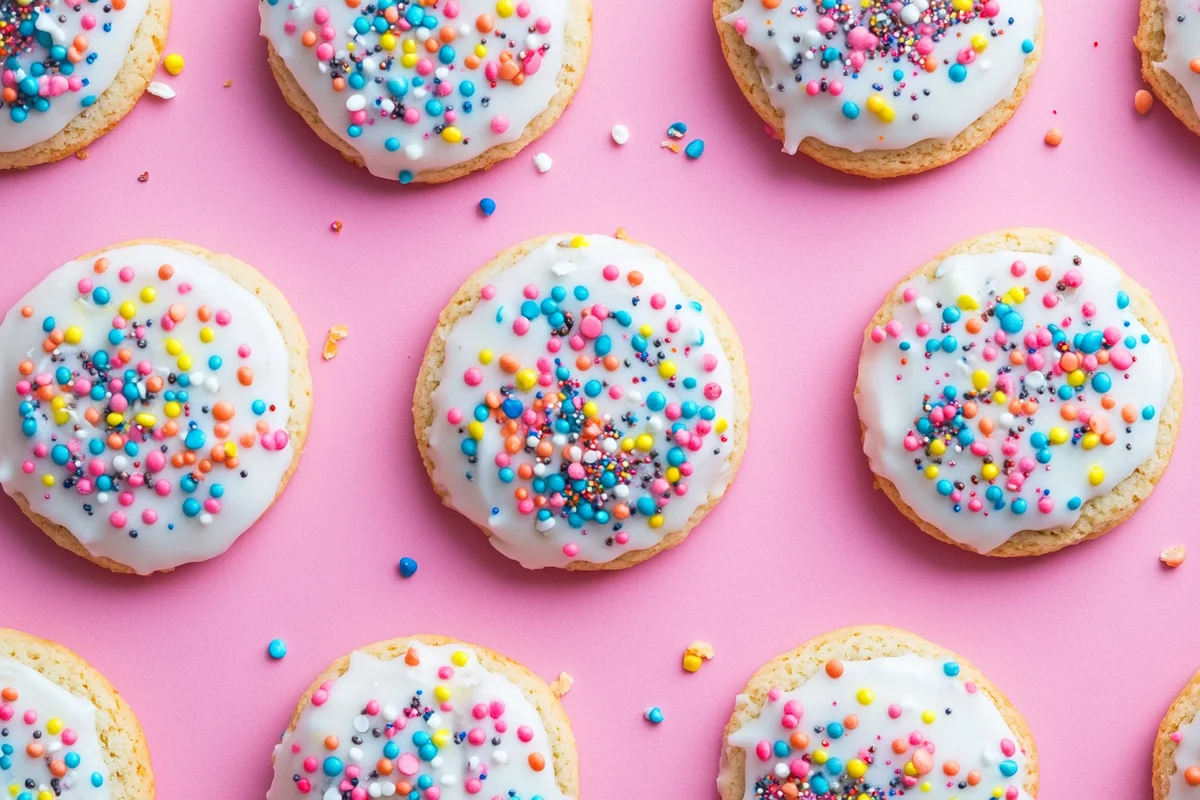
[611,124,630,145]
[346,94,367,112]
[147,81,176,100]
[533,152,553,173]
[404,144,424,161]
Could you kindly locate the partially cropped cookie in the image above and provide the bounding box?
[259,0,592,183]
[713,0,1043,177]
[414,233,751,570]
[0,240,312,575]
[0,0,171,168]
[0,627,152,799]
[856,229,1181,556]
[1138,0,1200,136]
[718,625,1037,800]
[267,635,578,800]
[1155,670,1200,798]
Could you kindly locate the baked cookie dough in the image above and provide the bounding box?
[0,240,312,574]
[414,233,750,570]
[1156,670,1200,798]
[713,0,1043,177]
[856,229,1181,556]
[718,625,1037,800]
[1137,0,1200,136]
[0,0,171,168]
[259,0,592,183]
[267,635,578,800]
[0,627,152,799]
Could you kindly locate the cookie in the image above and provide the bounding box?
[267,635,579,800]
[1137,0,1200,136]
[0,0,171,169]
[1154,670,1200,798]
[0,627,153,799]
[258,0,592,184]
[0,239,313,575]
[856,228,1182,556]
[713,0,1043,178]
[413,232,751,570]
[717,625,1037,800]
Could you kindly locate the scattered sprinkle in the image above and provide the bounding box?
[147,81,176,100]
[1161,545,1186,568]
[224,80,233,88]
[1044,127,1063,147]
[1135,89,1154,115]
[268,638,288,660]
[611,124,630,145]
[683,640,715,673]
[685,139,706,160]
[322,325,349,361]
[137,171,149,183]
[644,706,664,724]
[549,672,574,698]
[533,152,553,173]
[667,122,688,139]
[479,197,497,217]
[398,557,418,578]
[660,141,681,154]
[330,220,343,233]
[163,53,185,76]
[1192,58,1200,74]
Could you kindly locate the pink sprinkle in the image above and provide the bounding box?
[579,316,602,339]
[142,509,158,525]
[650,293,666,310]
[77,278,93,293]
[215,310,232,326]
[491,115,510,134]
[481,285,496,300]
[312,689,328,707]
[902,288,918,302]
[447,408,463,425]
[397,753,419,776]
[512,317,531,336]
[888,704,902,719]
[704,382,722,400]
[602,265,619,281]
[23,710,36,725]
[563,543,579,557]
[108,511,126,528]
[118,266,134,282]
[464,368,483,386]
[734,17,748,34]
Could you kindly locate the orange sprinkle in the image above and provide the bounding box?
[237,367,254,386]
[214,423,230,439]
[240,432,256,448]
[212,401,235,422]
[0,687,17,701]
[19,306,32,318]
[256,420,270,435]
[843,714,858,730]
[943,761,960,777]
[613,503,630,520]
[168,303,187,322]
[517,464,533,480]
[763,0,781,6]
[789,732,809,750]
[979,417,995,436]
[485,391,501,408]
[1101,395,1115,410]
[158,264,174,280]
[1008,350,1024,365]
[535,441,553,458]
[106,433,123,450]
[325,736,339,750]
[198,460,212,474]
[528,754,545,772]
[575,356,591,371]
[965,317,983,334]
[84,408,100,425]
[1035,265,1052,282]
[211,446,226,463]
[146,376,164,393]
[962,401,977,419]
[163,421,178,437]
[197,305,212,323]
[48,329,64,345]
[498,355,519,373]
[476,14,494,32]
[405,648,420,666]
[514,488,528,501]
[1060,352,1079,372]
[1060,403,1078,421]
[1186,765,1200,785]
[1044,127,1063,147]
[1191,59,1200,74]
[967,771,981,786]
[1100,431,1116,446]
[18,360,33,376]
[26,743,42,758]
[892,738,909,755]
[49,760,67,778]
[505,437,521,454]
[377,759,393,776]
[93,257,109,273]
[824,659,844,679]
[1135,89,1154,114]
[1121,404,1137,424]
[301,30,317,47]
[627,271,643,287]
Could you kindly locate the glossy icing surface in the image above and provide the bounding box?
[1156,0,1200,117]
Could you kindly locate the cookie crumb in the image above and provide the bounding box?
[549,672,573,698]
[75,151,89,160]
[1135,89,1154,115]
[660,140,681,154]
[614,227,628,240]
[137,171,149,183]
[1161,545,1186,568]
[330,220,343,233]
[533,152,553,173]
[147,81,176,100]
[1044,127,1063,147]
[322,325,349,361]
[683,640,715,673]
[611,124,630,145]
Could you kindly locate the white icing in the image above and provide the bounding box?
[426,235,741,569]
[0,244,296,574]
[1156,0,1200,117]
[1172,714,1200,795]
[267,643,572,800]
[857,236,1174,554]
[258,0,574,181]
[0,658,109,798]
[0,0,152,153]
[723,655,1032,800]
[721,0,1040,154]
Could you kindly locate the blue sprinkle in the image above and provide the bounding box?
[943,661,960,677]
[684,139,705,159]
[399,557,419,578]
[842,101,860,120]
[948,63,968,82]
[644,706,664,724]
[479,197,497,216]
[267,639,287,659]
[1022,38,1035,54]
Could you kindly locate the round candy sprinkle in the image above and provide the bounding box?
[398,557,419,578]
[685,139,706,159]
[164,53,185,76]
[268,639,288,660]
[479,198,497,217]
[1044,127,1063,146]
[533,152,554,173]
[667,122,687,139]
[1135,89,1155,114]
[644,706,664,724]
[611,124,630,145]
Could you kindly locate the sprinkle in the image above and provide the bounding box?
[1044,127,1063,146]
[660,141,681,154]
[1135,89,1154,115]
[224,80,233,88]
[330,220,344,233]
[667,122,688,139]
[137,172,150,183]
[268,639,288,660]
[533,152,553,173]
[479,198,497,217]
[685,139,706,159]
[164,53,185,76]
[611,124,630,145]
[398,557,419,578]
[549,672,574,698]
[1161,545,1186,568]
[644,706,664,724]
[683,640,715,673]
[322,325,349,361]
[147,82,176,100]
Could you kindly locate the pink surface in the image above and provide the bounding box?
[1,1,1197,797]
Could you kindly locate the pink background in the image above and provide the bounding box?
[1,0,1197,797]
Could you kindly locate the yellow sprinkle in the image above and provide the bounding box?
[866,94,885,113]
[441,126,463,144]
[972,33,989,52]
[431,728,451,747]
[658,361,677,379]
[402,39,417,54]
[380,33,396,50]
[135,413,157,428]
[164,53,184,75]
[957,294,979,311]
[847,759,868,779]
[813,750,828,765]
[921,709,936,724]
[1088,465,1105,485]
[496,0,514,17]
[41,474,54,487]
[224,442,237,458]
[682,654,703,672]
[981,463,999,481]
[479,350,493,365]
[106,412,123,427]
[620,437,635,452]
[638,324,653,338]
[164,401,181,418]
[903,762,918,777]
[51,396,66,410]
[400,53,418,68]
[715,418,728,434]
[952,0,972,9]
[451,651,468,667]
[635,433,654,451]
[140,287,156,303]
[177,354,192,371]
[924,465,939,479]
[45,718,62,736]
[648,514,664,529]
[569,235,589,248]
[199,327,215,344]
[856,688,874,705]
[1048,427,1068,445]
[467,421,484,440]
[1008,286,1025,304]
[434,686,451,702]
[1067,369,1086,387]
[971,370,990,391]
[64,326,82,345]
[53,411,69,425]
[165,338,182,356]
[118,301,136,320]
[515,368,537,391]
[928,439,946,456]
[1081,432,1100,450]
[920,783,932,793]
[665,466,680,483]
[474,44,488,58]
[878,105,896,123]
[993,391,1006,405]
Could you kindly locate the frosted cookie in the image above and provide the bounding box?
[267,635,578,800]
[414,233,750,570]
[713,0,1043,178]
[718,625,1037,800]
[259,0,592,184]
[0,627,152,799]
[0,0,171,169]
[1138,0,1200,136]
[1155,670,1200,798]
[856,229,1181,556]
[0,240,312,575]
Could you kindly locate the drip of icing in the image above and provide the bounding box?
[721,0,1040,154]
[267,643,572,800]
[722,655,1032,800]
[1155,0,1200,117]
[258,0,571,181]
[0,0,152,153]
[426,235,740,569]
[857,236,1174,554]
[0,658,109,798]
[0,244,295,574]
